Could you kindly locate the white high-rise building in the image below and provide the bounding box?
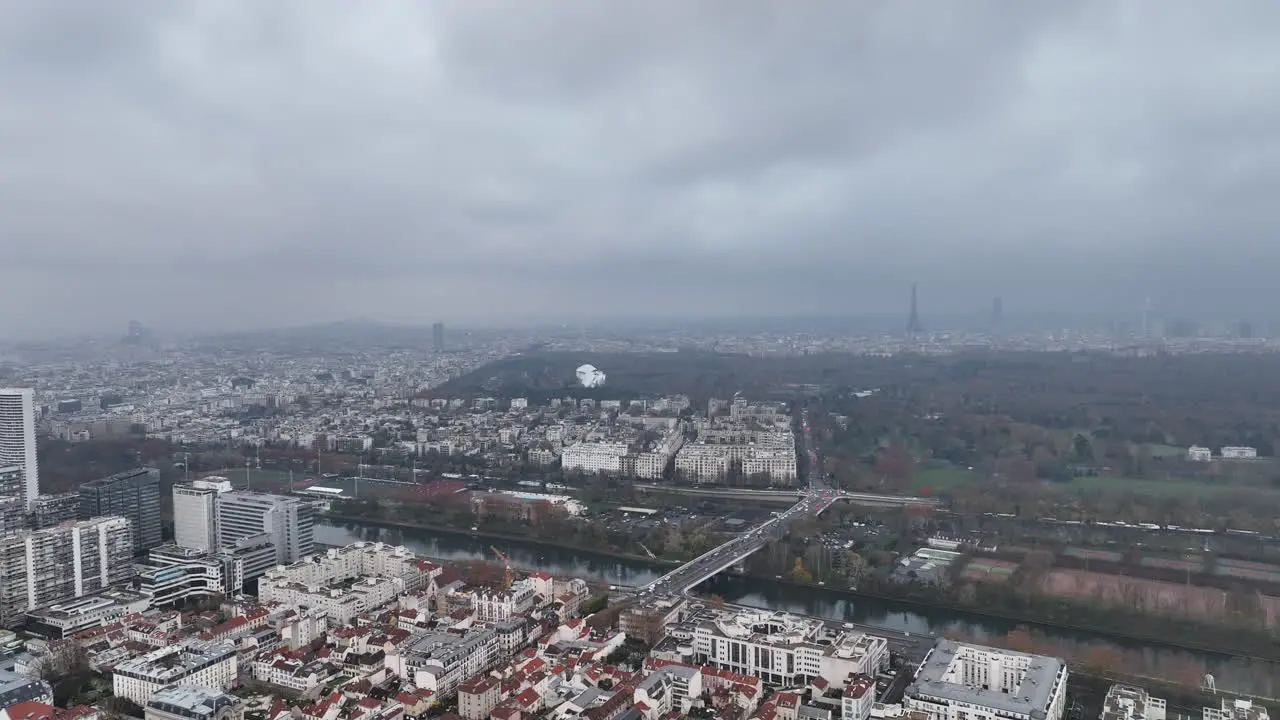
[173,477,232,551]
[216,492,314,565]
[0,389,38,508]
[0,516,135,625]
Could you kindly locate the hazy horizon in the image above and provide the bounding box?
[3,2,1280,337]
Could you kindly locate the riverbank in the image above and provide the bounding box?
[324,514,681,571]
[326,513,1278,663]
[722,572,1280,663]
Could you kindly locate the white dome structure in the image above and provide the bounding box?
[576,364,606,388]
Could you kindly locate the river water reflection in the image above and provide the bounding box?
[317,521,1277,696]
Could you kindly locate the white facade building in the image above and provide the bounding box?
[473,578,536,622]
[173,478,231,551]
[1100,684,1166,720]
[693,610,887,686]
[1220,446,1258,460]
[216,492,314,565]
[1187,446,1212,462]
[561,442,629,475]
[385,628,500,697]
[259,575,404,627]
[0,389,38,507]
[0,516,134,624]
[112,640,238,705]
[904,640,1067,720]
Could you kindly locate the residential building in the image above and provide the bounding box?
[24,588,150,639]
[693,610,887,686]
[1220,446,1258,460]
[0,516,134,625]
[1187,446,1212,462]
[903,640,1068,720]
[561,442,629,475]
[112,640,238,705]
[842,674,875,720]
[216,492,314,565]
[0,389,38,508]
[1101,684,1166,720]
[145,686,244,720]
[0,669,53,708]
[30,493,80,529]
[1203,699,1269,720]
[173,478,232,551]
[79,468,162,556]
[259,574,403,626]
[458,675,500,720]
[474,578,536,622]
[0,496,26,536]
[267,541,438,593]
[384,628,500,697]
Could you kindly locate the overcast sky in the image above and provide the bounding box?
[2,1,1279,337]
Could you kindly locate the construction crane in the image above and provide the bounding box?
[490,546,513,589]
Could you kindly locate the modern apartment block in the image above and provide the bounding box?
[173,477,232,551]
[216,492,315,565]
[30,492,81,529]
[0,389,38,507]
[0,516,134,625]
[79,467,162,556]
[0,495,27,536]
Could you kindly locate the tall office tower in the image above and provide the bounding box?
[79,467,162,556]
[216,492,314,565]
[906,283,923,335]
[432,321,445,352]
[0,389,39,508]
[991,296,1003,328]
[173,478,232,551]
[0,516,134,624]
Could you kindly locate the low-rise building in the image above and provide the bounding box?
[24,589,151,639]
[693,610,887,686]
[145,685,244,720]
[1101,684,1166,720]
[457,674,500,720]
[903,640,1067,720]
[112,640,238,705]
[384,628,499,698]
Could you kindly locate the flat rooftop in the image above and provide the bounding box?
[907,640,1064,719]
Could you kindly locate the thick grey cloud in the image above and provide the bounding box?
[2,0,1280,336]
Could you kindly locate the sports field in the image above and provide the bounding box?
[1063,547,1123,563]
[961,557,1018,582]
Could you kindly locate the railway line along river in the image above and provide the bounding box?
[317,520,1278,697]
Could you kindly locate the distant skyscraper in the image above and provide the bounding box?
[432,322,445,352]
[0,388,38,508]
[906,283,923,334]
[79,467,162,556]
[992,297,1003,328]
[1238,320,1255,340]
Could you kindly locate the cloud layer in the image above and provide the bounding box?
[2,1,1279,335]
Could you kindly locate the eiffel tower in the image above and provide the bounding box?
[906,282,922,334]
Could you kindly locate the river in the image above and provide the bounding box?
[316,520,1278,696]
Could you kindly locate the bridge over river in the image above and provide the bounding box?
[639,487,938,595]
